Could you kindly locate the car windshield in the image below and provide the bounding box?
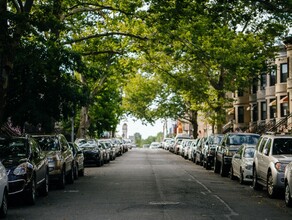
[210,136,223,144]
[0,138,28,158]
[244,148,255,158]
[229,134,259,145]
[35,137,60,151]
[79,143,97,151]
[272,138,292,155]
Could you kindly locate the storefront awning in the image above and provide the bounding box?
[280,96,288,103]
[269,99,276,106]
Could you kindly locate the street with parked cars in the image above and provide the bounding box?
[3,146,292,219]
[0,134,130,218]
[1,131,292,219]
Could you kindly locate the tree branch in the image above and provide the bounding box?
[80,50,123,56]
[64,32,148,44]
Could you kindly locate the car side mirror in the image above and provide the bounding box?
[263,148,269,156]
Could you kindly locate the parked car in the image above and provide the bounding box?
[202,134,224,170]
[98,139,116,160]
[230,144,256,184]
[68,142,85,178]
[0,136,49,205]
[0,161,8,218]
[79,143,104,167]
[149,142,161,149]
[284,161,292,207]
[33,134,75,189]
[194,138,205,165]
[214,132,260,177]
[253,133,292,198]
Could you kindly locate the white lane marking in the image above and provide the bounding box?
[186,171,239,219]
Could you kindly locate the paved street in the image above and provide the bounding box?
[8,148,292,220]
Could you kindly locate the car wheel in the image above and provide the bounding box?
[74,164,79,180]
[214,158,220,174]
[66,166,74,184]
[26,177,36,205]
[239,169,244,185]
[285,183,292,207]
[58,168,66,189]
[252,168,262,190]
[39,170,49,196]
[230,166,235,180]
[0,190,8,218]
[267,172,276,198]
[220,161,227,177]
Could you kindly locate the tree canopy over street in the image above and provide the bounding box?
[0,0,291,138]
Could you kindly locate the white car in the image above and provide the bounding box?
[149,142,161,149]
[284,161,292,207]
[0,161,8,218]
[230,144,256,184]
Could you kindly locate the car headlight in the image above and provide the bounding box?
[245,164,253,170]
[13,162,33,175]
[275,162,286,172]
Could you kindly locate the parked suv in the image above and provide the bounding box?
[214,133,260,177]
[253,133,292,198]
[33,134,75,189]
[0,136,49,205]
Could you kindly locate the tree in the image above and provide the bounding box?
[0,0,149,136]
[130,0,292,133]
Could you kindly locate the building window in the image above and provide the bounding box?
[280,63,288,83]
[280,95,288,117]
[253,105,258,122]
[238,107,244,123]
[269,99,276,118]
[261,101,267,120]
[260,74,266,89]
[251,78,257,94]
[269,66,276,86]
[238,89,244,97]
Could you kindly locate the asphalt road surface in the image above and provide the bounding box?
[8,148,292,220]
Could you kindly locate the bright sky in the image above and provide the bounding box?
[117,117,164,139]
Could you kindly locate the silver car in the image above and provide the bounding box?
[0,161,8,218]
[230,144,255,184]
[253,133,292,198]
[284,161,292,207]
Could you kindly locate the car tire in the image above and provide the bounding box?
[230,166,236,180]
[214,158,220,174]
[285,183,292,207]
[58,168,66,189]
[26,177,36,205]
[39,170,49,196]
[239,169,244,185]
[0,189,8,218]
[67,166,74,184]
[74,164,79,180]
[252,168,262,191]
[220,161,227,177]
[267,172,276,198]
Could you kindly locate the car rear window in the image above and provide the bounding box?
[272,138,292,155]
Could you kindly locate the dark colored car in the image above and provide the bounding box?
[214,132,260,177]
[79,143,104,167]
[0,136,49,205]
[33,134,75,189]
[68,142,85,179]
[202,134,224,170]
